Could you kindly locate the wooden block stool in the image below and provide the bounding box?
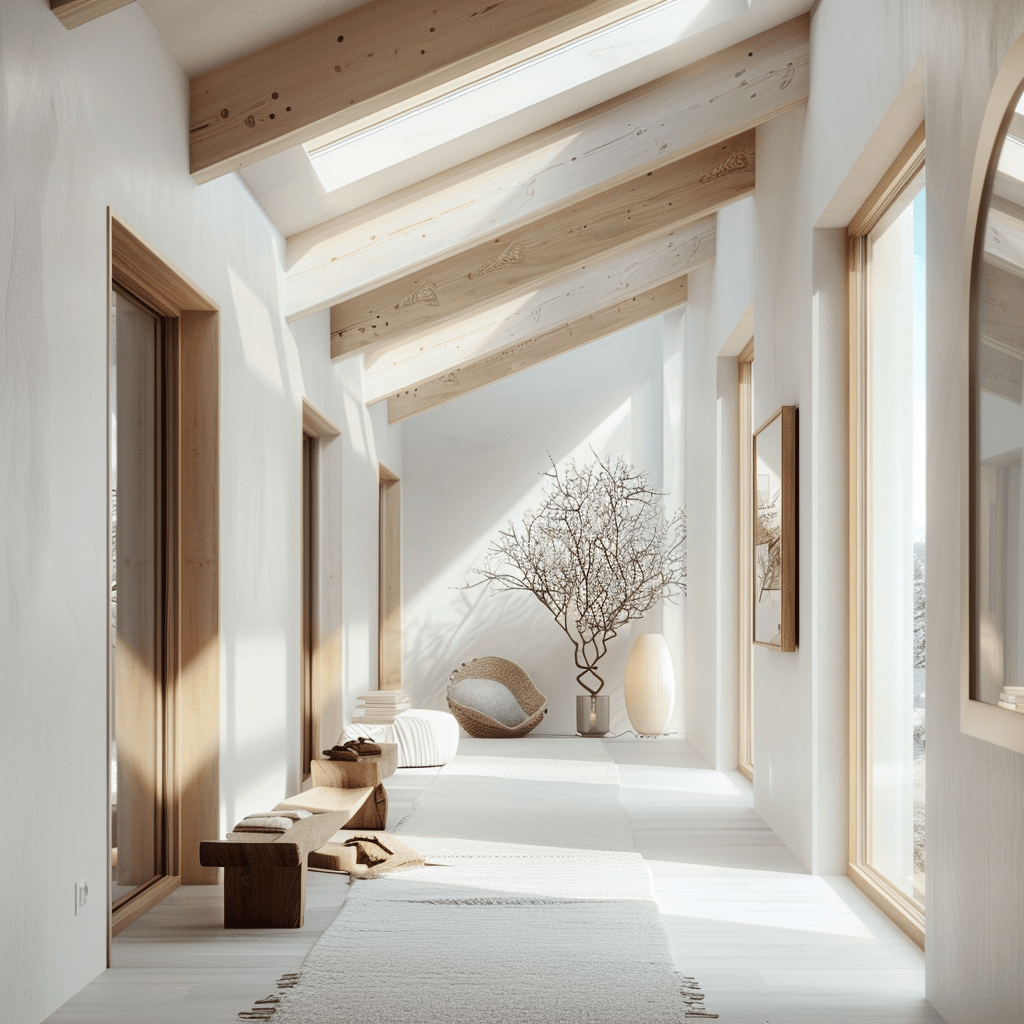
[311,742,398,789]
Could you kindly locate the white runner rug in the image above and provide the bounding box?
[257,738,713,1023]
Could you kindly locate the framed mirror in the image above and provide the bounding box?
[967,30,1024,752]
[753,406,798,651]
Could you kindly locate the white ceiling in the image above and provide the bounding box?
[138,0,811,240]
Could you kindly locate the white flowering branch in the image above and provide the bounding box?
[467,453,686,695]
[755,489,781,601]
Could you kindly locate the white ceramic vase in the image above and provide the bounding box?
[624,633,675,736]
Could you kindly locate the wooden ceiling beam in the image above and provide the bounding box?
[189,0,675,183]
[362,216,715,403]
[385,276,690,423]
[286,15,808,320]
[50,0,135,29]
[331,132,751,359]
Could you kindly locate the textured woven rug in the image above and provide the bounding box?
[244,738,713,1023]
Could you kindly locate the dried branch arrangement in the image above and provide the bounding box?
[468,453,686,695]
[755,489,781,603]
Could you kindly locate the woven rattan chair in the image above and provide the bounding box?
[446,657,547,738]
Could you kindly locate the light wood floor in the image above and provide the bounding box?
[605,740,946,1024]
[43,739,946,1023]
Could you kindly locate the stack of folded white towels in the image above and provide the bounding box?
[352,689,411,725]
[230,808,313,835]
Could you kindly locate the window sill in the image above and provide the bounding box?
[847,861,924,949]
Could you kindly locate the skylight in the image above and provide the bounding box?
[306,0,744,194]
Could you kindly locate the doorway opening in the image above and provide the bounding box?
[109,284,175,915]
[107,213,220,943]
[738,339,755,780]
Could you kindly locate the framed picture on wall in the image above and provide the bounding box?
[753,406,798,651]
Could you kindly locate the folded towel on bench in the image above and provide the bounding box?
[232,809,313,834]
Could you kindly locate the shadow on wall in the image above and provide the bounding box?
[406,571,665,737]
[402,401,636,609]
[400,321,672,737]
[404,585,543,711]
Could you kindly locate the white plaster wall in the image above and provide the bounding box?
[926,2,1024,1020]
[400,318,685,738]
[661,306,687,742]
[806,2,925,230]
[290,317,403,749]
[0,5,383,1021]
[680,1,1024,1014]
[748,104,818,866]
[682,198,754,770]
[696,198,756,354]
[751,0,923,875]
[682,0,923,870]
[369,400,404,479]
[684,262,736,767]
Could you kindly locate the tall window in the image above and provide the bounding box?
[849,126,926,944]
[738,341,755,780]
[301,431,318,779]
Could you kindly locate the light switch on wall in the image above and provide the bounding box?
[74,880,88,915]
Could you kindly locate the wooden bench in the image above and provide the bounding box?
[199,785,380,928]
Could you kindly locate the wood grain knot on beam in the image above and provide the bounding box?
[470,242,527,278]
[699,148,754,183]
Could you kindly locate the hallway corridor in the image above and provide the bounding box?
[44,738,944,1023]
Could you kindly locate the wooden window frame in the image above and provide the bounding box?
[108,211,220,949]
[378,465,403,692]
[737,340,754,781]
[846,124,926,949]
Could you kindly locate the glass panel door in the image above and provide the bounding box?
[110,286,166,908]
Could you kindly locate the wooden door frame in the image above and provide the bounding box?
[107,211,220,949]
[300,400,341,778]
[378,464,402,691]
[301,429,318,780]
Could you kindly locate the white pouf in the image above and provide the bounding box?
[342,709,460,768]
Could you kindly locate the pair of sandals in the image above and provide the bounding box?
[322,736,382,762]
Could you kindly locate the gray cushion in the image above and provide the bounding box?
[448,678,529,727]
